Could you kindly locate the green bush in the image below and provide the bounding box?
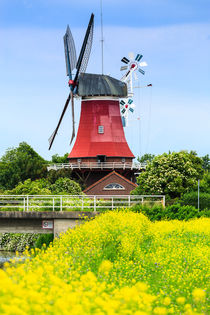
[0,233,53,251]
[3,177,83,201]
[4,178,51,195]
[130,203,209,221]
[34,234,54,249]
[180,191,210,210]
[50,177,82,195]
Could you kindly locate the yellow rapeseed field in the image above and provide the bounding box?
[0,211,209,314]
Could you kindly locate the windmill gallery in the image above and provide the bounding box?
[48,13,148,195]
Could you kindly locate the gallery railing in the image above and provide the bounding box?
[47,162,147,171]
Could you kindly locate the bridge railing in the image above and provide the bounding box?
[0,195,165,212]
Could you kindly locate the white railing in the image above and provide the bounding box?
[0,195,165,212]
[47,162,147,171]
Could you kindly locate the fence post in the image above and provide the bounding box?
[60,196,63,212]
[141,197,144,205]
[53,197,55,211]
[128,195,131,207]
[26,196,29,212]
[163,196,165,208]
[82,196,84,211]
[93,196,96,213]
[111,197,114,210]
[23,197,26,212]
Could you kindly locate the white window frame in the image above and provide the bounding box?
[98,125,104,134]
[103,183,125,190]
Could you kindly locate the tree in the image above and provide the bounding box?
[132,151,204,199]
[197,171,210,193]
[50,178,82,195]
[47,169,72,184]
[138,154,155,164]
[201,154,210,171]
[0,142,47,190]
[5,179,51,195]
[51,153,69,164]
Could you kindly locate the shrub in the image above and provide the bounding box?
[130,203,209,221]
[34,234,54,249]
[180,191,210,210]
[4,178,51,195]
[50,177,82,195]
[0,233,53,251]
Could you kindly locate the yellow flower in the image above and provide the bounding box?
[98,260,113,275]
[192,288,206,302]
[163,296,171,306]
[135,282,148,292]
[153,306,167,314]
[176,296,186,305]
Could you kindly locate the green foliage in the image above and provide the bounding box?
[0,233,53,251]
[5,178,51,195]
[137,153,155,163]
[50,177,82,195]
[132,151,204,199]
[199,171,210,193]
[47,169,72,184]
[34,234,54,249]
[0,142,47,190]
[51,153,69,163]
[201,154,210,171]
[130,203,209,221]
[180,191,210,210]
[3,176,83,197]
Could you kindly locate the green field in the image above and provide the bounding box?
[0,211,209,314]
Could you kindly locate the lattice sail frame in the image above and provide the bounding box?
[77,21,94,75]
[120,53,147,97]
[63,25,77,77]
[48,14,94,150]
[74,14,94,83]
[120,98,135,127]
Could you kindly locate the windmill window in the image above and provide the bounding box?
[98,125,104,134]
[104,183,125,190]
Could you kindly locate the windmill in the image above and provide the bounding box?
[48,13,94,150]
[120,52,147,96]
[120,98,135,127]
[47,14,148,195]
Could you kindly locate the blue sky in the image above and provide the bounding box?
[0,0,210,160]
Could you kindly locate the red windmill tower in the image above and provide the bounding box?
[49,14,146,195]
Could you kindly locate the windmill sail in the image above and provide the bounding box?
[69,13,94,145]
[74,13,94,84]
[70,91,75,145]
[48,93,71,150]
[48,13,94,150]
[63,25,77,79]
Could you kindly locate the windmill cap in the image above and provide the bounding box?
[77,73,127,98]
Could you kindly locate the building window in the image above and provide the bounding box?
[97,155,106,163]
[104,183,125,190]
[98,125,104,134]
